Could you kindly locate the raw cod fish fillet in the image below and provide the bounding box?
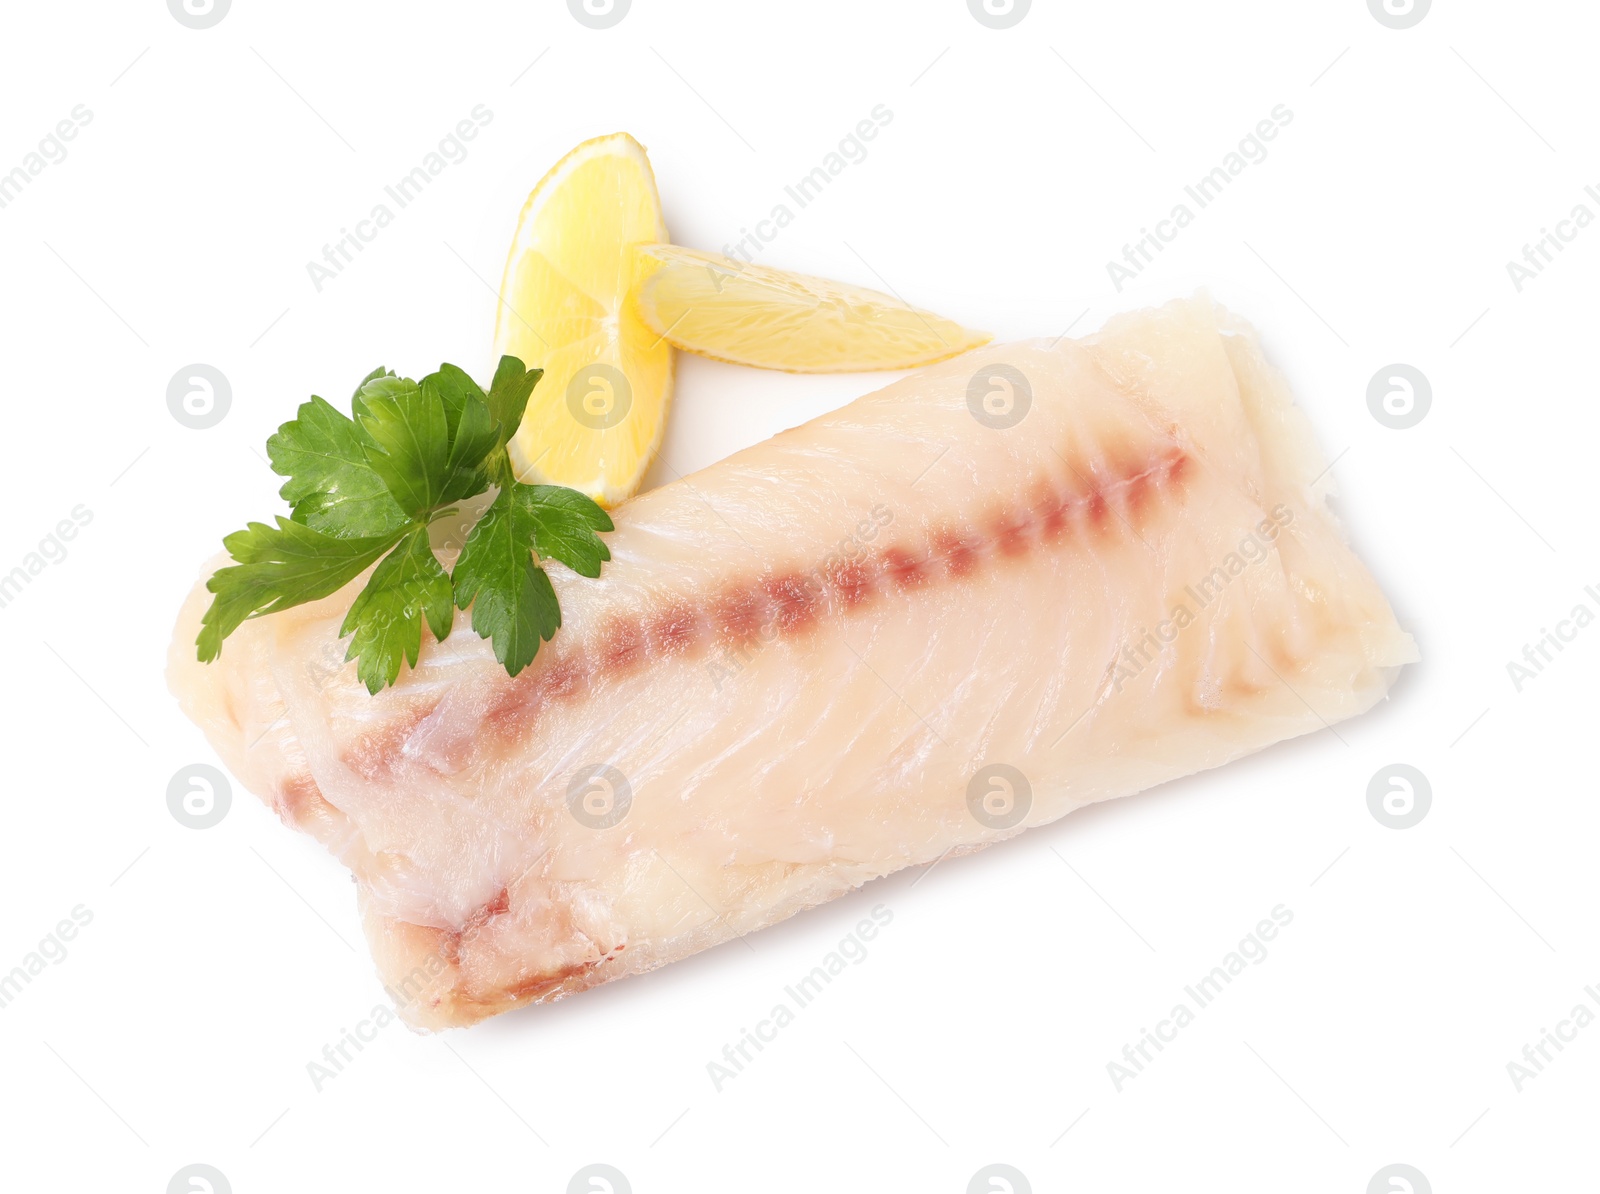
[168,297,1416,1029]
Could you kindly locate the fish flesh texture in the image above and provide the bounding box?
[168,297,1416,1029]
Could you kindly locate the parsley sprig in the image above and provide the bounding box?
[196,358,613,693]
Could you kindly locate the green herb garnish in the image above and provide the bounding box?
[196,358,613,693]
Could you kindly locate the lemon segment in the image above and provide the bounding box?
[494,133,672,507]
[630,244,990,373]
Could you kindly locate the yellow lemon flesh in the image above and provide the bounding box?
[495,133,672,507]
[631,244,989,373]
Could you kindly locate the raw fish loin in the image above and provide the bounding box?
[169,298,1415,1029]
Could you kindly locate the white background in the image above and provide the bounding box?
[1,1,1595,1191]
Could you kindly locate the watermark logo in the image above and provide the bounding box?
[568,1164,631,1193]
[568,764,632,829]
[168,764,232,830]
[0,904,94,1011]
[168,0,230,29]
[969,1164,1031,1193]
[568,0,630,29]
[968,0,1031,29]
[1506,986,1600,1091]
[1505,188,1599,292]
[306,952,457,1089]
[0,505,94,613]
[1366,364,1430,429]
[568,364,633,430]
[706,904,893,1090]
[1112,506,1294,692]
[1506,585,1599,691]
[0,105,94,213]
[1366,764,1430,830]
[967,764,1031,830]
[168,364,231,430]
[1107,905,1294,1091]
[720,105,894,266]
[307,1005,400,1091]
[306,106,494,292]
[967,364,1032,429]
[1367,0,1429,30]
[1367,1164,1430,1194]
[1106,105,1293,291]
[168,1164,231,1194]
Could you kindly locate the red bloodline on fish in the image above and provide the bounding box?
[339,448,1190,779]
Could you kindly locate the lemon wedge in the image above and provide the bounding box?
[494,133,672,507]
[630,244,989,372]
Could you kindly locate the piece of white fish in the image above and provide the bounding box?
[168,297,1415,1029]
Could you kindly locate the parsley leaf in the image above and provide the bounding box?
[353,369,498,518]
[340,525,455,694]
[197,359,612,693]
[485,356,544,450]
[449,481,612,672]
[450,486,562,675]
[425,366,500,491]
[197,518,406,663]
[354,379,450,515]
[266,393,411,538]
[515,484,614,578]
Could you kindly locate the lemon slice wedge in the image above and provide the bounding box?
[630,244,989,372]
[494,133,672,507]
